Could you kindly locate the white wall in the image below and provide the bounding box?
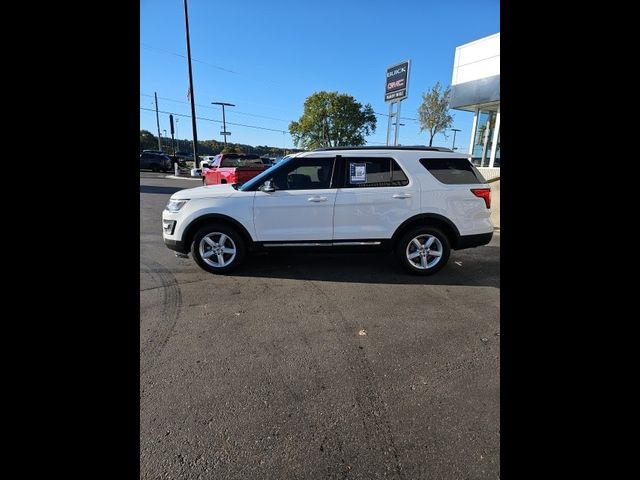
[452,33,500,86]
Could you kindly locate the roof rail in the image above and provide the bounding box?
[313,145,454,152]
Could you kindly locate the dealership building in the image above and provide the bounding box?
[450,33,500,178]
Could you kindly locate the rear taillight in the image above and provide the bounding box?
[471,188,491,209]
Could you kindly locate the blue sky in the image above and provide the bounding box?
[140,0,499,152]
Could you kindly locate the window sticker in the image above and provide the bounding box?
[350,163,367,183]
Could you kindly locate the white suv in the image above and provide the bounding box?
[162,146,494,275]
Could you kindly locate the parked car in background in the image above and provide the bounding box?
[201,153,267,186]
[260,156,277,167]
[140,151,172,172]
[190,156,217,177]
[200,156,217,169]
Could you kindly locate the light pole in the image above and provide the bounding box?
[175,118,180,151]
[212,101,235,146]
[163,129,167,150]
[451,128,461,151]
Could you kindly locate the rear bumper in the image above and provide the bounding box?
[164,238,188,254]
[456,231,493,250]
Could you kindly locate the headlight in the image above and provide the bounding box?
[165,199,189,212]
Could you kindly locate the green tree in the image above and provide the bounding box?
[221,145,243,154]
[289,91,376,149]
[417,82,454,147]
[140,130,158,152]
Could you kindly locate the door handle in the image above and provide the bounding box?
[392,193,412,199]
[307,196,327,202]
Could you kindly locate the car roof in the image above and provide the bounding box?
[313,145,454,153]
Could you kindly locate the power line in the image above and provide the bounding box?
[141,93,290,123]
[141,42,289,90]
[147,93,418,126]
[142,43,424,125]
[374,111,419,123]
[140,107,288,134]
[140,43,240,74]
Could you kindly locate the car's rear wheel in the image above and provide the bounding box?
[396,226,451,275]
[191,224,245,274]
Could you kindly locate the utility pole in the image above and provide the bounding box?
[212,101,235,146]
[154,92,162,151]
[183,0,199,167]
[451,128,461,151]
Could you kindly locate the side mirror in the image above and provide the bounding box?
[260,180,275,193]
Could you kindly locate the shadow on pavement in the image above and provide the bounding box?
[233,245,499,288]
[140,185,186,195]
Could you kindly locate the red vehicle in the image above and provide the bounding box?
[202,153,268,186]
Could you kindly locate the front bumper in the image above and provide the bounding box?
[164,238,188,254]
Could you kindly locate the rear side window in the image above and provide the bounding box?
[342,157,409,188]
[419,157,486,184]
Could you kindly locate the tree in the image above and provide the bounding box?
[140,130,158,152]
[417,82,453,147]
[221,145,243,154]
[289,91,376,149]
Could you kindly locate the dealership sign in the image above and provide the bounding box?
[385,60,410,102]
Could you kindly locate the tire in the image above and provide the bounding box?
[396,226,451,275]
[191,224,245,274]
[150,163,159,172]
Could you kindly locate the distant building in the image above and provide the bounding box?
[450,33,500,172]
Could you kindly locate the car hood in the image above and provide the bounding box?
[170,183,237,200]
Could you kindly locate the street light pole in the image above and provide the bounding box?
[169,114,176,156]
[175,118,180,151]
[163,129,167,150]
[451,128,461,151]
[212,101,235,147]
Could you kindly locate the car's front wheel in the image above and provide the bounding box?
[396,226,451,275]
[191,224,245,274]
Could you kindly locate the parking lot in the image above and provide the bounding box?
[140,172,500,479]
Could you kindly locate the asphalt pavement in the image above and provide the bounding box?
[140,171,500,479]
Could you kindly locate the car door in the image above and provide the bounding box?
[141,153,154,169]
[253,156,337,241]
[333,155,421,240]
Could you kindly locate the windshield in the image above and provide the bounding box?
[240,156,295,191]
